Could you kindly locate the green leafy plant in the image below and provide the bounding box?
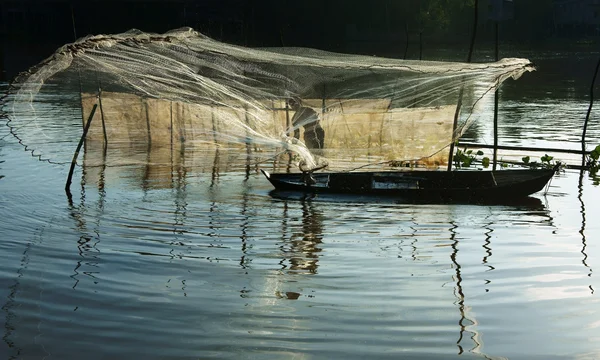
[481,156,490,168]
[540,154,554,168]
[522,154,558,170]
[453,147,484,168]
[586,144,600,185]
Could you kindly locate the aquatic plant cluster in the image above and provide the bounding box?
[586,145,600,185]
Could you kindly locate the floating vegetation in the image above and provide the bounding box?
[586,144,600,185]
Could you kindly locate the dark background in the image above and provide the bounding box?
[0,0,597,81]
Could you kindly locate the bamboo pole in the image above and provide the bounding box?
[493,21,499,170]
[66,104,98,196]
[97,83,107,145]
[144,99,152,147]
[447,0,478,171]
[244,103,251,180]
[70,3,78,40]
[285,100,292,172]
[582,57,600,165]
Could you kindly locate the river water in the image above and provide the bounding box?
[2,49,600,360]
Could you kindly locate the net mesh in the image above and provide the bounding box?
[3,27,534,171]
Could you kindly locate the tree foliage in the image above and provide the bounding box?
[419,0,476,34]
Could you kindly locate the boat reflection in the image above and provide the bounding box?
[268,188,547,208]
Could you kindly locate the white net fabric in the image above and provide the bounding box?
[4,27,534,171]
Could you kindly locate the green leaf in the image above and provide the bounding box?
[522,156,530,164]
[482,157,490,168]
[476,150,484,156]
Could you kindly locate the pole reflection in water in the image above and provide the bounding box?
[482,219,494,275]
[70,146,104,292]
[239,168,251,270]
[168,145,189,296]
[448,221,481,356]
[578,169,594,294]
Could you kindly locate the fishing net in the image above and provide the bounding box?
[3,27,534,172]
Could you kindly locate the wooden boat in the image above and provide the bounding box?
[261,166,558,202]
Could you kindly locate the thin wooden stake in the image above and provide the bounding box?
[97,84,107,145]
[285,100,292,172]
[582,57,600,165]
[447,0,478,171]
[70,3,78,40]
[285,100,291,135]
[66,104,98,196]
[493,21,499,171]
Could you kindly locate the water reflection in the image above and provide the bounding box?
[482,219,494,274]
[69,144,106,291]
[4,52,600,359]
[449,221,480,356]
[280,194,323,276]
[578,169,594,294]
[5,121,600,358]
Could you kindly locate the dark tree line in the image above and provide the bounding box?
[0,0,593,79]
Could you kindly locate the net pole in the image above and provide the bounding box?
[285,100,293,172]
[285,101,291,135]
[582,57,600,167]
[70,3,77,40]
[493,21,499,170]
[244,103,252,180]
[322,84,326,149]
[96,77,108,146]
[144,99,152,147]
[447,0,478,171]
[170,102,174,188]
[66,104,98,198]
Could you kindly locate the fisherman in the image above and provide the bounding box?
[287,98,325,149]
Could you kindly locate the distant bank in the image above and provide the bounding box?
[1,0,599,81]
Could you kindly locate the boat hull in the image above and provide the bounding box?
[261,168,557,202]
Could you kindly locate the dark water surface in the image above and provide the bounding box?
[2,52,600,360]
